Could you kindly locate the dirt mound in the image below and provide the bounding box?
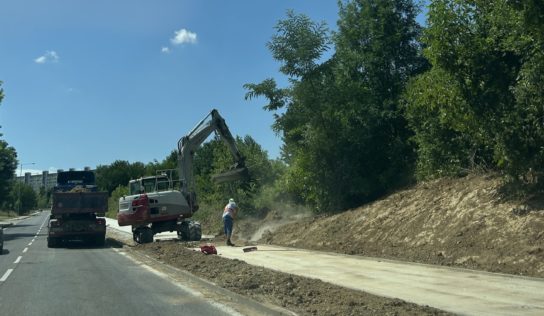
[236,208,312,242]
[139,241,448,316]
[254,174,544,277]
[69,185,90,193]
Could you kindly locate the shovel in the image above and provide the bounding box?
[242,246,258,253]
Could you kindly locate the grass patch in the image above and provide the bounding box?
[0,210,18,220]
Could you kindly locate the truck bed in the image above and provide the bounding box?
[52,192,108,214]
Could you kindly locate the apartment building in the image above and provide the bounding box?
[16,167,92,192]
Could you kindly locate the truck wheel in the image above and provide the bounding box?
[142,228,153,243]
[47,237,57,248]
[95,235,106,247]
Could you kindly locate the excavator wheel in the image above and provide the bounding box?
[177,220,201,241]
[134,228,154,244]
[189,221,202,241]
[177,222,190,241]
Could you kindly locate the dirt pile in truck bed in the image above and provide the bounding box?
[251,174,544,277]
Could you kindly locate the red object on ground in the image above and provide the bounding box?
[200,244,217,255]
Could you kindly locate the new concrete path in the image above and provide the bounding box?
[106,218,544,315]
[217,245,544,316]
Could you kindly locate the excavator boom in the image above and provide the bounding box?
[177,109,248,211]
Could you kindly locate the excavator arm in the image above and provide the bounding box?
[177,109,248,212]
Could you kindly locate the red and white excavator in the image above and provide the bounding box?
[117,109,248,243]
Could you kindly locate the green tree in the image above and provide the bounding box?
[246,1,425,211]
[37,186,52,209]
[106,185,128,218]
[0,81,18,207]
[0,140,17,207]
[405,0,544,179]
[329,0,426,203]
[506,1,544,179]
[144,150,178,176]
[95,160,146,194]
[10,182,37,214]
[507,0,544,40]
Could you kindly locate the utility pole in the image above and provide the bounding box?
[18,162,35,215]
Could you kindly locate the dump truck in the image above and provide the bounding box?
[118,109,248,243]
[47,170,108,248]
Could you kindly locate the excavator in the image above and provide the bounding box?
[117,109,248,243]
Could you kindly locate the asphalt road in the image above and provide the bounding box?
[0,212,237,316]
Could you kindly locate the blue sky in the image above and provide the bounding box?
[1,0,428,175]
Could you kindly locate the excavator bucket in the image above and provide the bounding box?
[212,167,249,183]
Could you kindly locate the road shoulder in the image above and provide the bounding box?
[107,229,448,316]
[107,229,295,316]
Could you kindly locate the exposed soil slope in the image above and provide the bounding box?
[249,174,544,277]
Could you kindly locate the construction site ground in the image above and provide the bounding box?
[107,174,544,315]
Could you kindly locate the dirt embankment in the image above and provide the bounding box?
[249,174,544,277]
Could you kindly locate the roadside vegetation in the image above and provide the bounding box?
[0,81,21,215]
[0,81,52,216]
[2,0,543,225]
[99,0,544,224]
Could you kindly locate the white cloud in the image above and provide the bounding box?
[34,51,60,64]
[161,46,170,53]
[170,28,197,45]
[34,56,47,64]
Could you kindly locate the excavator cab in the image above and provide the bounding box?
[128,174,173,195]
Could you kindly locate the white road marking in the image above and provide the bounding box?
[22,248,28,253]
[28,242,33,246]
[112,249,244,316]
[14,256,22,264]
[0,269,13,282]
[113,249,203,297]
